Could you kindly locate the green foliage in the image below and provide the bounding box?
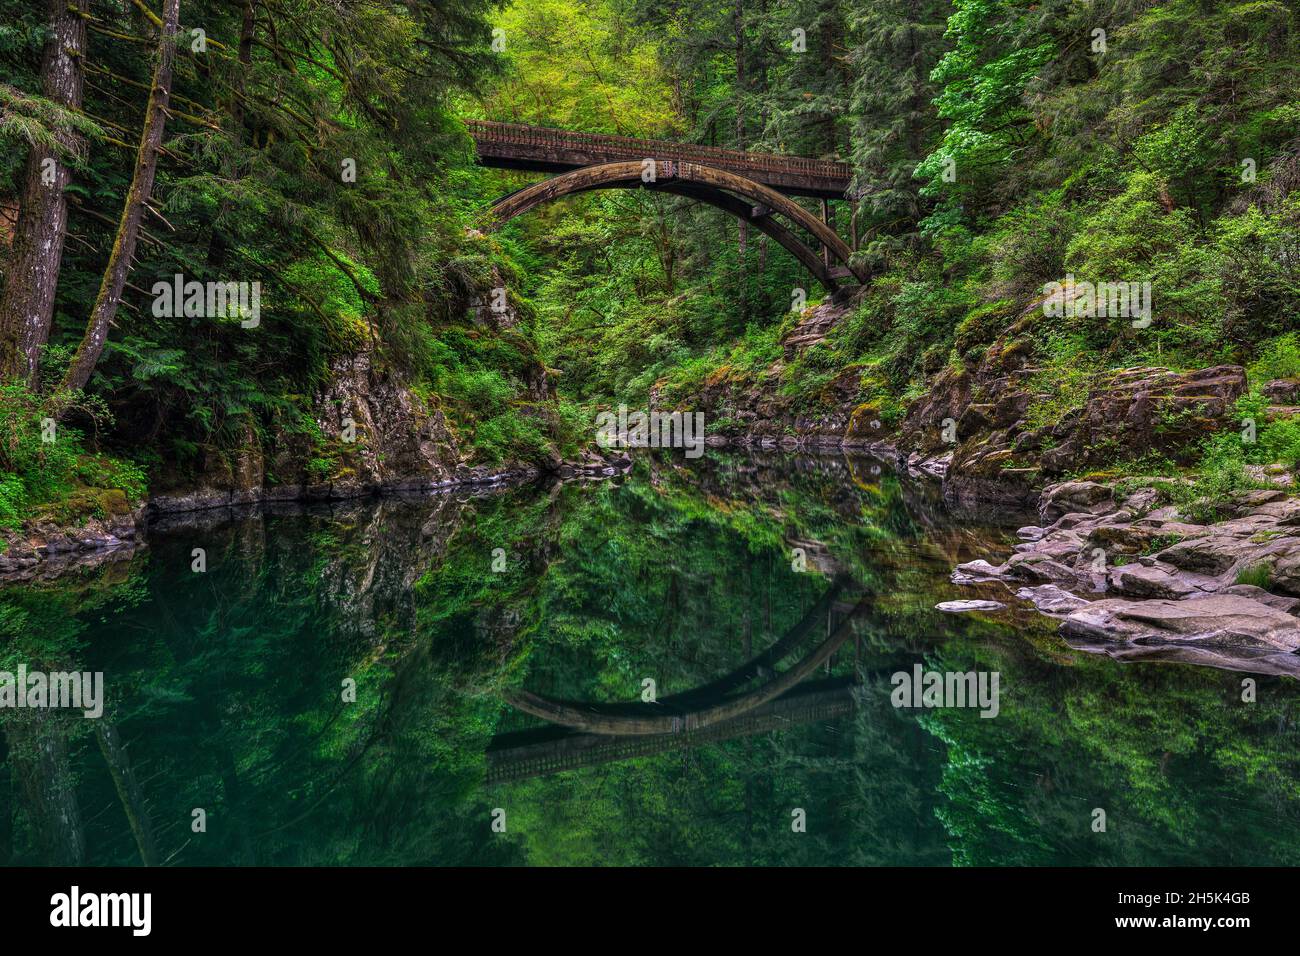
[1022,343,1100,431]
[0,83,102,156]
[3,0,1299,525]
[74,453,147,503]
[1133,105,1220,211]
[471,410,552,463]
[0,382,145,530]
[471,0,678,134]
[848,0,951,261]
[0,383,78,499]
[1249,333,1300,383]
[0,472,25,531]
[915,0,1054,218]
[1171,431,1263,523]
[1236,562,1274,588]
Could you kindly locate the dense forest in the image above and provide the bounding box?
[3,1,1300,871]
[1,0,1299,527]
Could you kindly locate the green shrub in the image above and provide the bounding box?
[1170,432,1262,523]
[1235,562,1273,589]
[76,454,148,502]
[0,382,146,530]
[0,474,25,531]
[1258,416,1300,469]
[1249,333,1300,383]
[472,411,549,464]
[1022,336,1101,429]
[307,456,338,482]
[0,382,80,497]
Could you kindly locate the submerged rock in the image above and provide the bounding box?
[936,599,1005,613]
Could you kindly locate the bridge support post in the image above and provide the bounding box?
[820,200,833,269]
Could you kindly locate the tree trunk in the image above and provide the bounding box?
[6,716,86,865]
[95,722,160,866]
[60,0,181,397]
[0,0,90,387]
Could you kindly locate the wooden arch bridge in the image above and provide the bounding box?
[468,120,863,292]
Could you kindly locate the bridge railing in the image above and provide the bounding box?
[466,119,851,183]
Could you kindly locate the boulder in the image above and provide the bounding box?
[1111,563,1200,599]
[1038,481,1116,524]
[1062,594,1300,655]
[1261,379,1300,405]
[1015,585,1090,615]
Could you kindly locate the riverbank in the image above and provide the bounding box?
[705,428,1300,676]
[0,453,630,583]
[9,427,1300,682]
[657,278,1300,676]
[950,478,1300,676]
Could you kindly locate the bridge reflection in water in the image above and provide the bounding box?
[488,579,877,785]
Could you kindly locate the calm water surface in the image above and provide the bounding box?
[2,452,1297,866]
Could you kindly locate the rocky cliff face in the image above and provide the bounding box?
[926,361,1250,505]
[310,351,463,494]
[681,296,1280,507]
[671,294,886,450]
[143,260,568,514]
[147,350,509,514]
[0,352,500,578]
[885,306,1259,504]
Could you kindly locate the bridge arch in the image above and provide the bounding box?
[503,585,869,736]
[484,160,865,288]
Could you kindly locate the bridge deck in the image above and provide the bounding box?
[467,119,852,199]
